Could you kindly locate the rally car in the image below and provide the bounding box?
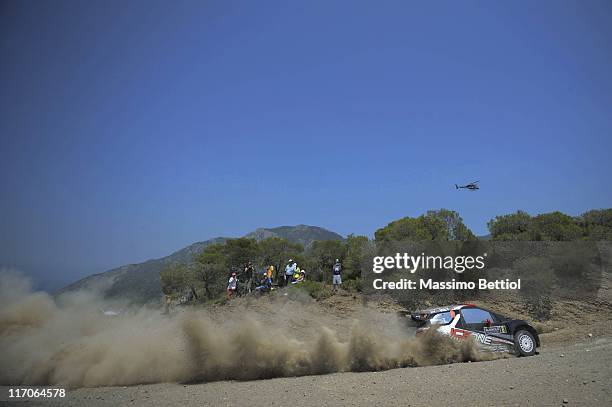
[411,304,540,356]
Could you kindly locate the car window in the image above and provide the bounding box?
[491,312,506,322]
[461,308,494,324]
[428,312,452,325]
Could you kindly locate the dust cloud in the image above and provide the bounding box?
[0,271,497,388]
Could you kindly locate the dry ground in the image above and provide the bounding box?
[2,285,612,407]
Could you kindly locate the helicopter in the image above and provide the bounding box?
[455,181,479,191]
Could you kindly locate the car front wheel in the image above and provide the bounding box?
[514,330,536,356]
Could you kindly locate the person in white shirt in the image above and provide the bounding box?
[285,259,296,286]
[227,272,238,300]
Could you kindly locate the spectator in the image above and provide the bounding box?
[227,272,238,300]
[332,259,342,292]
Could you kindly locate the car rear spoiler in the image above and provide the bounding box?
[410,312,431,325]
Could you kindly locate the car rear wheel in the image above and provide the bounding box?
[514,330,536,356]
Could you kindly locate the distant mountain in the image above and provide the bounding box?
[244,225,344,248]
[57,237,229,304]
[58,225,343,304]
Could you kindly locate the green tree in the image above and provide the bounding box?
[426,209,476,240]
[159,263,194,297]
[531,211,582,241]
[577,209,612,240]
[375,217,441,241]
[488,210,587,241]
[223,238,260,270]
[257,237,304,282]
[375,209,475,241]
[194,243,227,299]
[487,210,532,241]
[309,240,346,282]
[344,234,369,280]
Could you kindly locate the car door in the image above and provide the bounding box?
[458,307,495,334]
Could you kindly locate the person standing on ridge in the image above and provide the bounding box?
[244,262,255,293]
[332,259,342,292]
[285,260,296,286]
[266,265,274,280]
[227,272,238,300]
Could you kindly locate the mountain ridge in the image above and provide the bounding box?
[58,225,343,303]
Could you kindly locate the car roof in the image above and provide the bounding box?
[412,304,477,315]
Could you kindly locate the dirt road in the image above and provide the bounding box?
[4,335,610,407]
[2,285,611,406]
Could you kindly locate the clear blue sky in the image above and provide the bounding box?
[1,1,611,291]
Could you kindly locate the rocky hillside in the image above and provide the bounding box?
[244,225,343,248]
[58,225,343,304]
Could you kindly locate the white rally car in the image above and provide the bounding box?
[411,304,540,356]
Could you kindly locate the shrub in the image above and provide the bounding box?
[296,280,333,300]
[343,278,362,293]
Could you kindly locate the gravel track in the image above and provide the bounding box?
[4,336,610,407]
